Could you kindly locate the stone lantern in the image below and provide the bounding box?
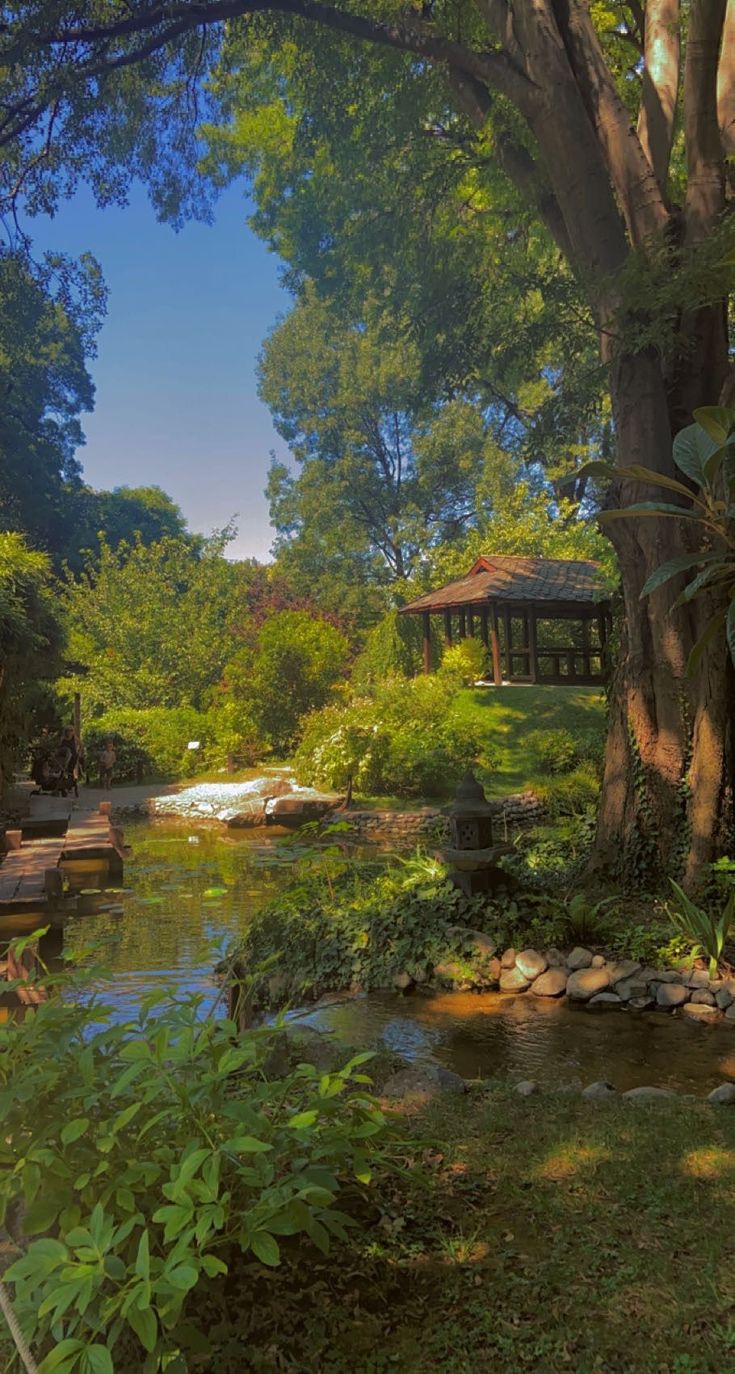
[441,769,511,896]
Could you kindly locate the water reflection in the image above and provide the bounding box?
[54,821,735,1093]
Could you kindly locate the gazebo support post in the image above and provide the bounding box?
[528,606,538,683]
[490,606,502,686]
[422,611,431,676]
[581,615,591,678]
[458,609,467,639]
[467,609,475,637]
[480,607,489,677]
[443,608,453,646]
[503,606,513,681]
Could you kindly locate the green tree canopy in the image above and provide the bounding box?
[63,533,243,716]
[0,532,62,788]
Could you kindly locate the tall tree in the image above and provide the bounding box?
[4,2,735,879]
[0,532,61,791]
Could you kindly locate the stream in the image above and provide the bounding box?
[62,820,735,1095]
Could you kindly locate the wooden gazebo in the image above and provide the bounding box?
[401,556,612,685]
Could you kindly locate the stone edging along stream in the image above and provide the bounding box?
[407,935,735,1024]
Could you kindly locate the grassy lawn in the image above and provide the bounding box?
[208,1088,735,1373]
[451,683,606,795]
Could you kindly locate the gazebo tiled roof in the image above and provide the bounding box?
[400,556,608,613]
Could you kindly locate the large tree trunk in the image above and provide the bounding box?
[594,343,735,886]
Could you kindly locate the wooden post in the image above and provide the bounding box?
[503,606,513,681]
[5,830,22,851]
[528,605,538,683]
[99,801,112,817]
[581,615,591,678]
[443,608,453,646]
[44,868,63,900]
[422,611,431,675]
[490,606,502,686]
[467,609,474,637]
[458,609,467,639]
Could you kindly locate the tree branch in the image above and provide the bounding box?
[684,0,728,242]
[637,0,680,196]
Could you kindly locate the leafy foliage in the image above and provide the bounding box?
[350,610,425,690]
[0,963,391,1373]
[220,611,350,756]
[83,708,208,783]
[0,532,62,790]
[438,639,488,688]
[295,675,485,797]
[667,881,735,976]
[526,727,604,778]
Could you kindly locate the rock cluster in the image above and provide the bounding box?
[422,936,735,1022]
[147,776,344,828]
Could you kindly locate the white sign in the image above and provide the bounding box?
[187,740,201,750]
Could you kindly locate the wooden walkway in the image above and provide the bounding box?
[0,794,127,915]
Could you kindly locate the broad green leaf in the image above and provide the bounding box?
[166,1263,198,1291]
[82,1346,114,1374]
[201,1254,228,1278]
[600,502,699,521]
[640,553,718,598]
[687,608,727,675]
[135,1228,150,1280]
[227,1135,273,1153]
[693,406,735,445]
[616,464,702,501]
[286,1110,318,1129]
[23,1197,60,1235]
[38,1340,86,1374]
[250,1231,280,1266]
[673,423,719,485]
[670,563,732,609]
[61,1118,89,1146]
[128,1303,158,1353]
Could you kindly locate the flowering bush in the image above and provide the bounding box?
[295,675,486,797]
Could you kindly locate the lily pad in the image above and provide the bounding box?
[202,886,228,899]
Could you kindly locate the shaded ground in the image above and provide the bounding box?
[201,1089,735,1373]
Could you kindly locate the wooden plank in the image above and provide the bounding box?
[0,836,67,905]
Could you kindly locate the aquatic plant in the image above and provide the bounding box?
[667,881,735,976]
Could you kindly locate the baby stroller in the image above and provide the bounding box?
[31,744,75,796]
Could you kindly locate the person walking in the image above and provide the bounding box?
[99,739,116,791]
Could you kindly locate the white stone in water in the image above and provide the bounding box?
[707,1083,735,1105]
[515,949,547,980]
[567,946,594,971]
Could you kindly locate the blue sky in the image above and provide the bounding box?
[34,182,291,561]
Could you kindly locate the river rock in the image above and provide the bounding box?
[707,1083,735,1105]
[267,793,342,823]
[654,970,680,984]
[716,987,734,1010]
[500,966,531,993]
[726,1004,735,1022]
[629,996,654,1010]
[515,1080,538,1097]
[588,992,621,1007]
[545,946,565,967]
[487,957,502,983]
[531,968,568,998]
[608,959,642,986]
[623,1086,676,1100]
[566,968,610,1001]
[656,983,689,1009]
[381,1065,466,1102]
[690,989,716,1006]
[687,968,711,989]
[225,799,267,827]
[567,946,594,971]
[681,1002,719,1022]
[500,947,517,969]
[615,977,648,1002]
[515,949,547,981]
[582,1081,617,1099]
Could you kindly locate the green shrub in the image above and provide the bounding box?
[84,706,207,782]
[295,675,486,797]
[203,699,266,770]
[1,959,390,1373]
[235,853,508,1010]
[526,726,605,777]
[351,611,425,690]
[438,639,488,687]
[533,764,600,817]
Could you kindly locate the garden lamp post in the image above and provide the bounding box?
[441,770,510,896]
